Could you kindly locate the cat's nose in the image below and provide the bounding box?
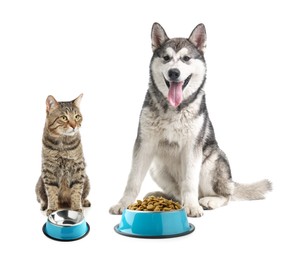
[69,121,77,129]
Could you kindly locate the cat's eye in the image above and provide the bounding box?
[60,115,68,121]
[182,56,191,62]
[75,114,82,120]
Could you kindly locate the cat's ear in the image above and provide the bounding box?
[46,95,59,113]
[73,93,83,108]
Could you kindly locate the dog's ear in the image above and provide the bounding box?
[151,23,169,52]
[188,23,207,53]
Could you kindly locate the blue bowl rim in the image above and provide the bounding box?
[114,223,195,239]
[42,222,90,242]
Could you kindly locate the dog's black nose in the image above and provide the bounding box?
[168,68,180,81]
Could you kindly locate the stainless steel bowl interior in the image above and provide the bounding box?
[48,210,84,226]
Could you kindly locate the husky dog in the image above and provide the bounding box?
[109,23,272,217]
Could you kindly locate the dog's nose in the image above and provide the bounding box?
[168,68,180,81]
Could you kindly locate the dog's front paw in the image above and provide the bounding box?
[109,203,127,215]
[184,205,204,217]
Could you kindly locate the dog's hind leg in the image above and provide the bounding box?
[199,196,230,209]
[199,147,233,210]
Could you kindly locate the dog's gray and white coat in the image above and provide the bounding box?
[110,22,272,217]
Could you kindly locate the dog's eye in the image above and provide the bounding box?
[182,56,191,62]
[163,55,170,62]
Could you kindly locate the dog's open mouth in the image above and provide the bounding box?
[165,74,192,107]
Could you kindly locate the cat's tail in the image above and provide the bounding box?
[231,179,272,201]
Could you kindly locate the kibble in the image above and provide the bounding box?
[127,196,182,211]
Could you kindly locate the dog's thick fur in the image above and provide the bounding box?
[109,22,272,217]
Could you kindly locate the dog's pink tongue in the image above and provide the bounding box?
[168,82,183,107]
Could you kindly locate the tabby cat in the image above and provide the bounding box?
[35,94,91,215]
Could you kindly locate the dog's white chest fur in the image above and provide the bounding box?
[141,104,203,147]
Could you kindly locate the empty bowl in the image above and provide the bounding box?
[42,209,90,241]
[114,208,195,238]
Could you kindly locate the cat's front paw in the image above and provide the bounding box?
[184,204,204,218]
[46,208,57,216]
[109,203,126,215]
[71,208,83,213]
[40,203,47,211]
[82,199,91,207]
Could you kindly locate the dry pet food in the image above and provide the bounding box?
[127,196,182,211]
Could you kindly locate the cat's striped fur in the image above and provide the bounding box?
[35,94,90,215]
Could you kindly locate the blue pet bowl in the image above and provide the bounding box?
[42,210,90,241]
[114,208,194,238]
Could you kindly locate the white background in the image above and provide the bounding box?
[0,0,290,259]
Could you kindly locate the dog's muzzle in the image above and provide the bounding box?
[164,74,192,107]
[165,74,192,90]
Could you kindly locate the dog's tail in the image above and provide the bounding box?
[231,179,272,201]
